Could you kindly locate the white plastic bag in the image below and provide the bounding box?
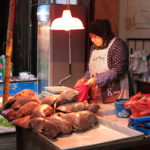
[129,50,148,74]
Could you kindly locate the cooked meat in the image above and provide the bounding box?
[31,104,54,118]
[2,108,17,121]
[59,112,90,132]
[12,95,41,110]
[2,88,99,139]
[15,89,35,98]
[30,117,59,138]
[12,115,31,128]
[50,112,66,118]
[47,115,72,134]
[56,101,89,113]
[15,101,39,119]
[88,103,100,113]
[30,117,45,133]
[77,111,98,127]
[41,96,57,106]
[3,89,37,110]
[56,88,79,107]
[3,97,16,110]
[43,119,59,138]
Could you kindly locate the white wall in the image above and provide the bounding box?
[119,0,150,41]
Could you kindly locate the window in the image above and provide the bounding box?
[56,0,78,5]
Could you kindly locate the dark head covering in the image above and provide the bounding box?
[88,19,115,48]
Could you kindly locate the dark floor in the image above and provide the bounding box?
[0,133,16,150]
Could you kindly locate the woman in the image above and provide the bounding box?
[75,19,134,103]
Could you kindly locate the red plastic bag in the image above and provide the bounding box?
[124,92,150,117]
[74,83,90,102]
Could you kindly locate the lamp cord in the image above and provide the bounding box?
[66,0,70,10]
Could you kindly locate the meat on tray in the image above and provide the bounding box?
[1,89,100,139]
[77,111,98,127]
[30,111,98,136]
[56,88,79,107]
[12,115,31,128]
[2,108,18,121]
[56,101,100,113]
[3,89,40,110]
[15,101,40,119]
[31,104,54,118]
[54,111,98,132]
[56,101,89,113]
[47,115,73,135]
[41,96,57,107]
[12,95,41,110]
[30,117,59,138]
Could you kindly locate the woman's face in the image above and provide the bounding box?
[89,33,103,47]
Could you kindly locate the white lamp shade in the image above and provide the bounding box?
[50,10,84,31]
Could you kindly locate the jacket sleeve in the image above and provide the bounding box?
[83,70,90,80]
[95,38,129,87]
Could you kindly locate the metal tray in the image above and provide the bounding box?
[39,117,144,150]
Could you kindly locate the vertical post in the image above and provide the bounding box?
[3,0,16,106]
[68,30,71,75]
[58,31,72,86]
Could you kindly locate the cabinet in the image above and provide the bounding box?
[0,80,37,96]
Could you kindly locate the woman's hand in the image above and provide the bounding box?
[85,77,97,87]
[74,78,87,88]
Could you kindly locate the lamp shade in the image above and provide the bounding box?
[50,10,84,31]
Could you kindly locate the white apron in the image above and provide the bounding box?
[89,38,129,103]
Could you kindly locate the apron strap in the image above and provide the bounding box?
[107,37,117,49]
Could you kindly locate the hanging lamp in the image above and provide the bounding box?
[50,0,84,31]
[50,0,84,86]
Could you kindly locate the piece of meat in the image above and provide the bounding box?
[2,108,18,121]
[41,96,57,106]
[31,104,54,118]
[15,89,35,98]
[43,119,59,138]
[30,117,59,138]
[12,115,31,128]
[12,95,41,110]
[3,97,16,110]
[30,117,45,133]
[77,111,98,127]
[88,103,100,113]
[15,101,39,119]
[56,88,79,107]
[59,112,90,132]
[56,101,89,113]
[47,115,72,134]
[50,112,66,118]
[3,89,35,110]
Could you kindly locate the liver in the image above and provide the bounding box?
[15,103,150,150]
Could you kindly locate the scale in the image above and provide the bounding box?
[44,86,69,95]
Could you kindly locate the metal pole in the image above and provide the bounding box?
[59,31,72,85]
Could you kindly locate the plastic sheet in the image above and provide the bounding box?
[124,92,150,117]
[74,83,90,102]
